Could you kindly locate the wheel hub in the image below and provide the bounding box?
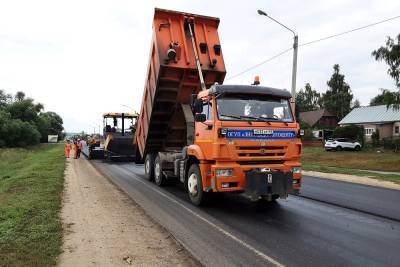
[155,162,160,181]
[145,160,150,174]
[188,173,198,195]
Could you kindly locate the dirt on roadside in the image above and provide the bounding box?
[57,157,196,266]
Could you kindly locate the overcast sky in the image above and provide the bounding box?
[1,0,399,133]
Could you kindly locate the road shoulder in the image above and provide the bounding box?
[57,158,195,266]
[303,170,400,190]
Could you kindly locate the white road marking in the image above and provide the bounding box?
[114,164,285,267]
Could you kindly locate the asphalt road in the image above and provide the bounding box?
[301,176,400,221]
[91,160,400,267]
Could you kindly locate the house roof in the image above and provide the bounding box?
[339,105,400,124]
[299,109,336,126]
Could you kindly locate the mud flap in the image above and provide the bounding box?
[245,170,293,201]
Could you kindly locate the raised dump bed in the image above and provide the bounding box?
[135,8,226,158]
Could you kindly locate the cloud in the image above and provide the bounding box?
[0,0,399,132]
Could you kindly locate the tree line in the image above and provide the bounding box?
[0,90,64,147]
[296,33,400,118]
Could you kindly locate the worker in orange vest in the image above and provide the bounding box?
[73,140,78,159]
[65,140,71,158]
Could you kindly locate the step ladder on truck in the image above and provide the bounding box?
[134,8,303,205]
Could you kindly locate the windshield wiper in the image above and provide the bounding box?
[239,115,271,125]
[219,114,243,120]
[260,115,289,125]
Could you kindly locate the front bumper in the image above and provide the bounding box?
[244,170,293,201]
[208,163,300,197]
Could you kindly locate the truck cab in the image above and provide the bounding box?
[183,84,302,204]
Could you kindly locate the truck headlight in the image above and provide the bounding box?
[292,167,302,174]
[216,169,233,177]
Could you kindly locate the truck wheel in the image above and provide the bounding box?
[144,154,155,181]
[187,164,207,206]
[154,155,166,186]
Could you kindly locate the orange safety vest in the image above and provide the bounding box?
[65,143,71,158]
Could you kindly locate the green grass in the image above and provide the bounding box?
[0,144,65,267]
[302,146,400,184]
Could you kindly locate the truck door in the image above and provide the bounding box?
[195,100,214,158]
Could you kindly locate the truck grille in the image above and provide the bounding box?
[236,146,287,158]
[238,160,285,165]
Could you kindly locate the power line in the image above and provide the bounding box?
[226,14,400,81]
[299,15,400,47]
[225,47,292,81]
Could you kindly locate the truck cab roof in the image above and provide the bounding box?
[207,84,292,99]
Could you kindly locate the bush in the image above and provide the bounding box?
[371,129,380,145]
[333,125,365,145]
[382,138,400,152]
[0,119,40,147]
[0,90,63,147]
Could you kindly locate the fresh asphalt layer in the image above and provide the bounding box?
[91,160,400,267]
[300,176,400,221]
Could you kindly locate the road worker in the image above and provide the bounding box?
[73,140,78,159]
[76,138,82,158]
[65,140,71,158]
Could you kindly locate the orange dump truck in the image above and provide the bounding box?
[135,8,302,205]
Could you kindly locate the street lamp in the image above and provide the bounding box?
[257,9,298,111]
[122,104,134,111]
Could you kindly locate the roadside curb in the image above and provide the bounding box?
[303,170,400,191]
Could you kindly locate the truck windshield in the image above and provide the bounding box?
[216,94,293,122]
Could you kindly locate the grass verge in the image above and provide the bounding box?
[0,144,65,266]
[302,147,400,184]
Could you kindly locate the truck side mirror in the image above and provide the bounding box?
[194,113,206,122]
[192,99,203,113]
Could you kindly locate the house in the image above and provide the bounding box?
[299,109,339,127]
[339,105,400,141]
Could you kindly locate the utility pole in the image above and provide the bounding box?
[258,9,298,112]
[291,35,298,111]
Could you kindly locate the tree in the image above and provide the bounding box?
[5,91,44,122]
[0,89,63,147]
[372,34,400,109]
[295,83,322,112]
[370,88,398,106]
[352,99,361,109]
[322,64,353,120]
[0,114,40,147]
[15,91,26,101]
[0,89,12,109]
[36,112,64,142]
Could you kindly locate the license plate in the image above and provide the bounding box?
[267,173,273,183]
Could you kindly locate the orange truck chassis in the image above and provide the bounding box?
[134,8,302,205]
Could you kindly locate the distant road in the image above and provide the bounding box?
[92,160,400,267]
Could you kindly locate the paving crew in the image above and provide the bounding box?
[65,140,71,158]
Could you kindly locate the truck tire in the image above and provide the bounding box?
[154,155,166,186]
[144,154,155,181]
[187,164,207,206]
